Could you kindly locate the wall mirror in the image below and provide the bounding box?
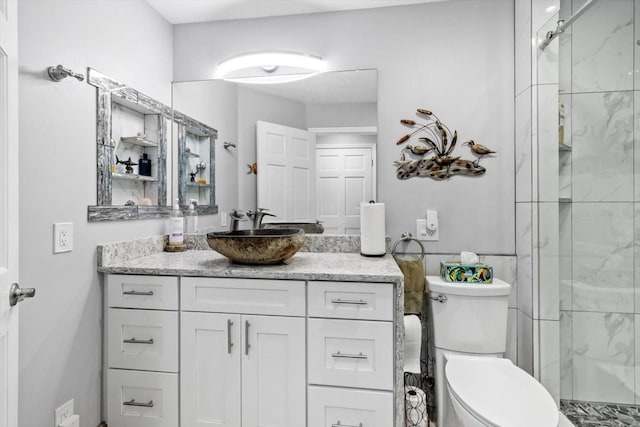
[172,69,377,234]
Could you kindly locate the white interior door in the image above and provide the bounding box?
[256,121,316,222]
[316,145,374,234]
[0,0,19,425]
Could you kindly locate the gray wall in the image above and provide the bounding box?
[18,1,173,425]
[173,0,516,255]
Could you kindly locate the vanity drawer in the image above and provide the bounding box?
[181,277,306,316]
[308,385,393,427]
[308,281,393,320]
[308,318,394,390]
[107,369,178,427]
[107,274,178,310]
[108,308,178,372]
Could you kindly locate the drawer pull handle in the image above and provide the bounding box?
[245,321,251,356]
[331,351,368,360]
[123,399,154,408]
[122,290,154,296]
[123,338,155,345]
[227,319,234,354]
[331,299,368,305]
[332,422,363,427]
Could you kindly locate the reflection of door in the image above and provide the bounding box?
[316,145,375,234]
[0,1,19,425]
[256,121,316,222]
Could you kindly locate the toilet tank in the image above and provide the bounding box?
[428,276,511,354]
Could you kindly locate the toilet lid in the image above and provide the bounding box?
[446,357,558,427]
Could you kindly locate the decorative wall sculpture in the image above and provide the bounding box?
[394,109,496,180]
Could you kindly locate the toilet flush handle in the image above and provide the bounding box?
[430,294,447,303]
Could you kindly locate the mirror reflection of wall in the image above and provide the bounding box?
[172,69,377,230]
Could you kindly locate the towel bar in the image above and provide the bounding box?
[391,232,425,261]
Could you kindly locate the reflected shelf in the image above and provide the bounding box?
[112,172,158,182]
[559,144,572,152]
[187,182,211,188]
[559,197,572,203]
[120,136,158,147]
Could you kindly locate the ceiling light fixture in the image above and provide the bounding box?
[215,51,326,84]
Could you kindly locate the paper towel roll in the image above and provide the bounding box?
[360,202,386,256]
[404,385,428,427]
[403,314,422,374]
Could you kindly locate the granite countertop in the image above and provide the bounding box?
[97,234,403,284]
[98,250,403,283]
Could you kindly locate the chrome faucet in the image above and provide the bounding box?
[246,208,276,229]
[229,209,247,231]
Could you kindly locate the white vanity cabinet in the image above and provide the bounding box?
[104,274,180,427]
[307,280,395,427]
[180,277,306,427]
[103,271,399,427]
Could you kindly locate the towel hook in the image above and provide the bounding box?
[391,232,425,261]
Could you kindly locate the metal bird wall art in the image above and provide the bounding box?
[394,109,496,180]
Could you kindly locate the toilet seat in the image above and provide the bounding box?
[445,356,558,427]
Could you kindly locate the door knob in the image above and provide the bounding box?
[9,283,36,306]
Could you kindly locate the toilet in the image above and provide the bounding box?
[428,276,558,427]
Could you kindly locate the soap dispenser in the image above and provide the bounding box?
[185,199,198,233]
[167,200,185,247]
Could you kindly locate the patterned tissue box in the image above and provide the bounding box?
[440,261,493,284]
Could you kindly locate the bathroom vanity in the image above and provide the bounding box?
[98,236,405,427]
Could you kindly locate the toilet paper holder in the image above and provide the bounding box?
[391,232,425,261]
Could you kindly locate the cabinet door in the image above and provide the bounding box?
[181,312,241,427]
[242,315,306,427]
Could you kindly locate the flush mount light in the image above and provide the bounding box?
[215,52,326,84]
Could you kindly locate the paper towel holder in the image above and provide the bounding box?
[391,232,425,261]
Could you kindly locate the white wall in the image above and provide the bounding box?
[18,1,173,425]
[174,0,516,254]
[306,102,377,128]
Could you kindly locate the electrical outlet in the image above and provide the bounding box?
[54,399,74,427]
[53,222,73,253]
[220,212,227,227]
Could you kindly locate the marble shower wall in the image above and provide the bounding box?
[556,0,640,405]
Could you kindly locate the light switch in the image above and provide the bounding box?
[416,219,427,239]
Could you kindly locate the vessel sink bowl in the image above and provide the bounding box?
[207,228,305,265]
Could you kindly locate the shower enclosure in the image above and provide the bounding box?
[525,0,639,412]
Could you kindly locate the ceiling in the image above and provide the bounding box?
[146,0,447,24]
[238,68,378,105]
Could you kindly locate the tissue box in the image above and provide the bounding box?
[440,261,493,284]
